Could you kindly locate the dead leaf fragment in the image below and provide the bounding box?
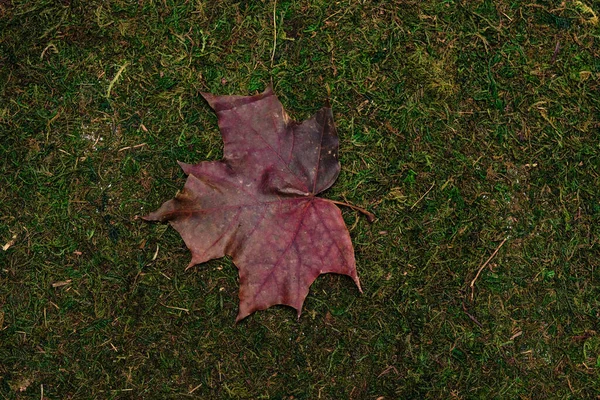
[51,280,72,288]
[9,376,33,392]
[2,234,17,251]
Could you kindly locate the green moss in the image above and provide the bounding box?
[1,0,599,398]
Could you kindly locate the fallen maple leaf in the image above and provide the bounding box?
[145,87,373,321]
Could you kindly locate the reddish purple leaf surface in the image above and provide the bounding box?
[145,87,362,321]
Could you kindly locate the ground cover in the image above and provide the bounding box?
[1,0,599,398]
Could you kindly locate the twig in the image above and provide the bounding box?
[106,62,129,98]
[46,109,61,144]
[377,365,399,378]
[51,280,72,288]
[462,301,483,327]
[411,182,435,209]
[328,199,375,222]
[189,384,202,394]
[470,237,508,300]
[551,40,560,64]
[270,0,277,67]
[2,234,17,251]
[118,143,147,152]
[161,304,189,313]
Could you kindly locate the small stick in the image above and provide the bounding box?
[51,279,72,288]
[462,301,483,327]
[328,199,375,222]
[2,234,17,251]
[551,40,560,64]
[106,62,129,98]
[118,143,147,152]
[162,304,189,313]
[470,237,508,300]
[189,384,202,394]
[411,182,435,209]
[270,0,277,67]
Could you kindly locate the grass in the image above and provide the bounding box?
[1,0,599,398]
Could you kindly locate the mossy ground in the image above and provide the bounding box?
[1,0,599,398]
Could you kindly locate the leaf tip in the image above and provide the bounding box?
[354,276,363,294]
[177,161,194,175]
[185,257,201,271]
[235,310,250,323]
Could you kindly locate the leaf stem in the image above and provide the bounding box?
[328,200,376,223]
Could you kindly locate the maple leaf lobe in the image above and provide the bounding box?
[145,87,360,321]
